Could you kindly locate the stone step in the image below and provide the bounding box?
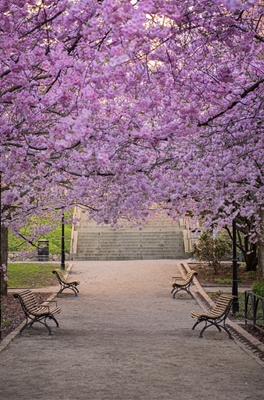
[78,226,182,233]
[77,242,183,248]
[77,231,183,237]
[72,208,187,260]
[76,248,186,258]
[77,225,179,233]
[77,239,184,247]
[72,254,186,261]
[73,253,186,260]
[78,220,181,228]
[77,246,184,252]
[77,233,183,240]
[78,243,183,248]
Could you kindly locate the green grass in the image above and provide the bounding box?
[214,278,233,285]
[214,277,242,285]
[2,318,11,327]
[7,263,67,288]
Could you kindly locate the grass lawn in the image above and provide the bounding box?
[7,263,68,288]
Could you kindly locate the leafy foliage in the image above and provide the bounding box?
[191,233,232,273]
[214,278,232,285]
[252,278,264,297]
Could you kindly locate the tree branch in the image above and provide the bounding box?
[198,78,264,127]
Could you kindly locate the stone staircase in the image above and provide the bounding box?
[71,213,188,261]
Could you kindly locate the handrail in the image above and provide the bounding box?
[245,290,264,333]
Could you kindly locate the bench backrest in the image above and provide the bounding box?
[209,294,234,318]
[14,289,42,315]
[184,270,198,283]
[52,269,68,284]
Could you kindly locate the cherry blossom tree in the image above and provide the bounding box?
[68,0,264,271]
[1,0,264,284]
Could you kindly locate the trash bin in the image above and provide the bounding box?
[38,239,49,261]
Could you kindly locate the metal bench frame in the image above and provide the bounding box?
[52,269,80,296]
[190,294,236,339]
[13,289,61,336]
[171,270,198,298]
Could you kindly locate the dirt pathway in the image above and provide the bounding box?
[0,260,263,400]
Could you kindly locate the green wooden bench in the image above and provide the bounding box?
[171,270,198,298]
[190,293,236,339]
[52,269,80,296]
[13,289,61,336]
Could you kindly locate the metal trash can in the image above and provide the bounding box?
[38,239,49,261]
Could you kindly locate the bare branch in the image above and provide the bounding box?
[198,78,264,127]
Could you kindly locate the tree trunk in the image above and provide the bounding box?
[225,225,258,271]
[258,209,264,277]
[242,241,258,272]
[0,226,8,296]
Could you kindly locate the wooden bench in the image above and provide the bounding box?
[13,289,61,336]
[52,269,80,296]
[171,270,198,298]
[190,293,236,339]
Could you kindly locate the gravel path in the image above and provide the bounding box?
[0,260,263,400]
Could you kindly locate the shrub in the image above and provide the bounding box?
[247,271,257,280]
[252,278,264,297]
[2,318,11,327]
[191,232,231,273]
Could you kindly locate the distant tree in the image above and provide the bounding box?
[191,232,232,273]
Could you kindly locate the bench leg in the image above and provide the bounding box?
[71,285,79,296]
[193,319,234,339]
[49,315,60,328]
[58,285,78,296]
[18,315,40,336]
[172,287,194,299]
[18,318,31,336]
[219,324,234,340]
[42,318,52,335]
[199,321,221,338]
[192,320,202,331]
[19,317,53,336]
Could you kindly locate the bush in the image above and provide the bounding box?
[214,278,232,285]
[191,232,231,273]
[252,278,264,297]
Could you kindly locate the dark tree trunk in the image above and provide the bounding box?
[242,246,258,272]
[241,237,258,272]
[225,223,258,272]
[1,226,8,296]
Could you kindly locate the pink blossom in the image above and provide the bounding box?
[1,0,264,263]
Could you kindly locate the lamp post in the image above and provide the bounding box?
[232,218,239,314]
[61,212,65,271]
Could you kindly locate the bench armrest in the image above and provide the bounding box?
[42,300,58,307]
[172,276,182,280]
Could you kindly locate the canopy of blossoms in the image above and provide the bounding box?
[1,0,263,254]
